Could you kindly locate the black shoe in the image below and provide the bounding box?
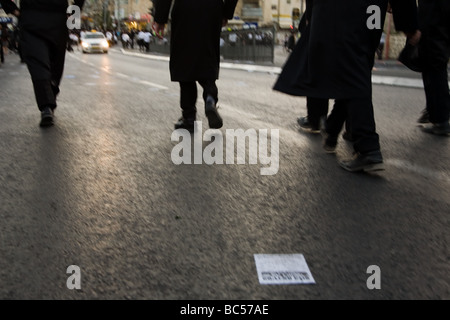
[174,117,195,133]
[39,107,54,127]
[320,117,337,153]
[339,150,385,172]
[323,137,338,154]
[417,108,430,124]
[205,96,223,129]
[421,122,450,136]
[297,116,320,133]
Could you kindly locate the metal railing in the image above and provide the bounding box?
[147,27,276,64]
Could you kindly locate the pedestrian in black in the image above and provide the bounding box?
[273,0,420,172]
[0,0,85,127]
[417,0,450,136]
[290,2,353,146]
[152,0,238,132]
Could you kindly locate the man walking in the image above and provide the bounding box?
[0,0,85,127]
[152,0,238,132]
[274,0,420,172]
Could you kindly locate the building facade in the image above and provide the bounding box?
[232,0,306,29]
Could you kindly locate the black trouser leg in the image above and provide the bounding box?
[179,81,198,119]
[20,17,67,111]
[198,79,218,103]
[325,100,347,138]
[422,67,450,124]
[419,0,450,124]
[345,97,380,154]
[306,97,329,129]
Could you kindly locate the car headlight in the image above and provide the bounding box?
[101,40,109,48]
[82,41,89,48]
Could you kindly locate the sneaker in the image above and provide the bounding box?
[421,122,450,136]
[417,108,430,124]
[297,116,320,133]
[339,150,385,172]
[205,96,223,129]
[39,107,54,127]
[174,117,195,133]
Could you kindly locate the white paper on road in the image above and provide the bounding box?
[254,254,315,285]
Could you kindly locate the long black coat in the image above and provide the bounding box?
[153,0,238,82]
[273,0,418,99]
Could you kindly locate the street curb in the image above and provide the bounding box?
[116,48,450,89]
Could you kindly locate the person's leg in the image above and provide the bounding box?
[418,0,450,135]
[179,81,197,119]
[198,79,218,103]
[321,99,347,153]
[298,97,329,133]
[338,97,384,172]
[49,30,68,113]
[21,29,56,112]
[175,81,197,132]
[198,79,222,129]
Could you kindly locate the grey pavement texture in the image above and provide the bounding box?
[0,48,449,301]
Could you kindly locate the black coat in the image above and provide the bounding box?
[273,0,418,100]
[153,0,238,82]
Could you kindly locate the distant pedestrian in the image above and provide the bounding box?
[287,31,295,52]
[153,0,238,132]
[143,30,151,52]
[122,32,130,49]
[69,32,79,51]
[137,30,145,52]
[129,29,135,49]
[0,0,86,127]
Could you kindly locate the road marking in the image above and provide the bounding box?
[139,80,169,90]
[116,73,130,78]
[67,53,168,90]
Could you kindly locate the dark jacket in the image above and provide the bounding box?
[273,0,419,100]
[0,0,85,13]
[153,0,238,82]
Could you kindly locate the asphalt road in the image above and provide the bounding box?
[0,47,449,301]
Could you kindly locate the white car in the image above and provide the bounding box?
[81,31,109,54]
